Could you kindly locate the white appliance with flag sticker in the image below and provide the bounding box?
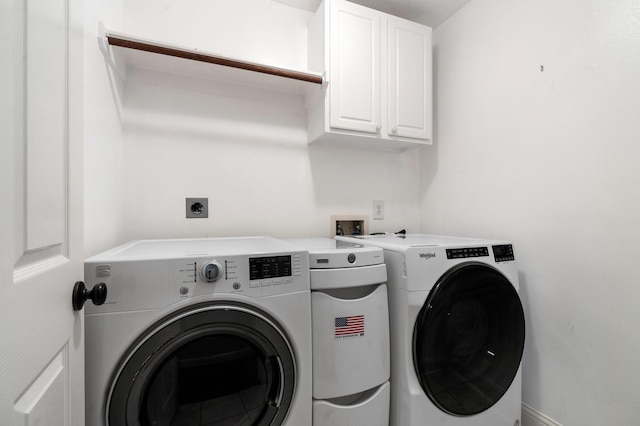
[285,238,390,426]
[335,314,365,338]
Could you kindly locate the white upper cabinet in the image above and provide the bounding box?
[388,17,432,141]
[329,1,381,134]
[307,0,432,150]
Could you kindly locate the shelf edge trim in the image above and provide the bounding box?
[105,32,324,85]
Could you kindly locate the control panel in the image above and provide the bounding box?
[446,247,489,259]
[170,253,305,299]
[446,245,515,262]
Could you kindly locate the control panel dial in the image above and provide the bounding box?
[199,260,224,283]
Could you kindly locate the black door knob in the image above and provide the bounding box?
[72,281,107,311]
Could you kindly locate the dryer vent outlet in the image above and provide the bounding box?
[186,198,209,218]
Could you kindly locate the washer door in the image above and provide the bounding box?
[413,262,525,416]
[108,302,296,426]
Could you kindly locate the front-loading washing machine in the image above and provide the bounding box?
[336,234,525,426]
[84,237,311,426]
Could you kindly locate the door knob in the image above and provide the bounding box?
[72,281,107,311]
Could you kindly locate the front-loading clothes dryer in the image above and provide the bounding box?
[84,237,311,426]
[336,234,525,426]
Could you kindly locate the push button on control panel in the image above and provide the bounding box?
[293,254,302,276]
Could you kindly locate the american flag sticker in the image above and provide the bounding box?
[334,315,365,338]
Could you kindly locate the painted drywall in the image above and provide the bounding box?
[81,0,421,253]
[83,0,127,256]
[120,66,419,241]
[423,0,640,424]
[123,0,310,71]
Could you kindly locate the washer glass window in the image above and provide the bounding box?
[108,303,296,426]
[413,263,525,416]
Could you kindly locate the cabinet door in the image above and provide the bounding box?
[388,18,432,140]
[330,0,380,134]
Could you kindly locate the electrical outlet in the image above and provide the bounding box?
[373,200,384,220]
[186,198,208,218]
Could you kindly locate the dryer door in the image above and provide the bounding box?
[107,302,296,426]
[413,262,525,416]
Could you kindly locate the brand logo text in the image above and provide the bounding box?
[419,252,436,260]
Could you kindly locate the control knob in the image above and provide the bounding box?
[199,260,224,283]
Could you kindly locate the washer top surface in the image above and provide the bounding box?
[337,233,509,252]
[86,236,305,262]
[285,237,383,269]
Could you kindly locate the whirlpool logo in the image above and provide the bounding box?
[419,252,436,260]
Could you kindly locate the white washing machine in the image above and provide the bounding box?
[84,237,312,426]
[336,234,525,426]
[286,238,390,426]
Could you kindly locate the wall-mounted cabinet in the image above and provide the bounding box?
[307,0,432,150]
[100,0,431,151]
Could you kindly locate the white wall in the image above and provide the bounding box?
[83,0,421,254]
[84,0,127,256]
[423,0,640,424]
[123,0,310,71]
[120,67,419,240]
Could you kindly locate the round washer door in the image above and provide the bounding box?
[413,262,525,416]
[108,302,296,426]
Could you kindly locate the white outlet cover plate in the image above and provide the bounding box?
[373,200,384,220]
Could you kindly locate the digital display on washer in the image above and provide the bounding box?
[492,244,515,262]
[249,256,292,280]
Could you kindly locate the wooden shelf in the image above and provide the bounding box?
[103,29,324,93]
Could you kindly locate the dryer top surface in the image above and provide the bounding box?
[337,234,510,252]
[86,236,306,261]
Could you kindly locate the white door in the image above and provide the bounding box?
[0,0,85,424]
[330,0,381,134]
[388,17,432,141]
